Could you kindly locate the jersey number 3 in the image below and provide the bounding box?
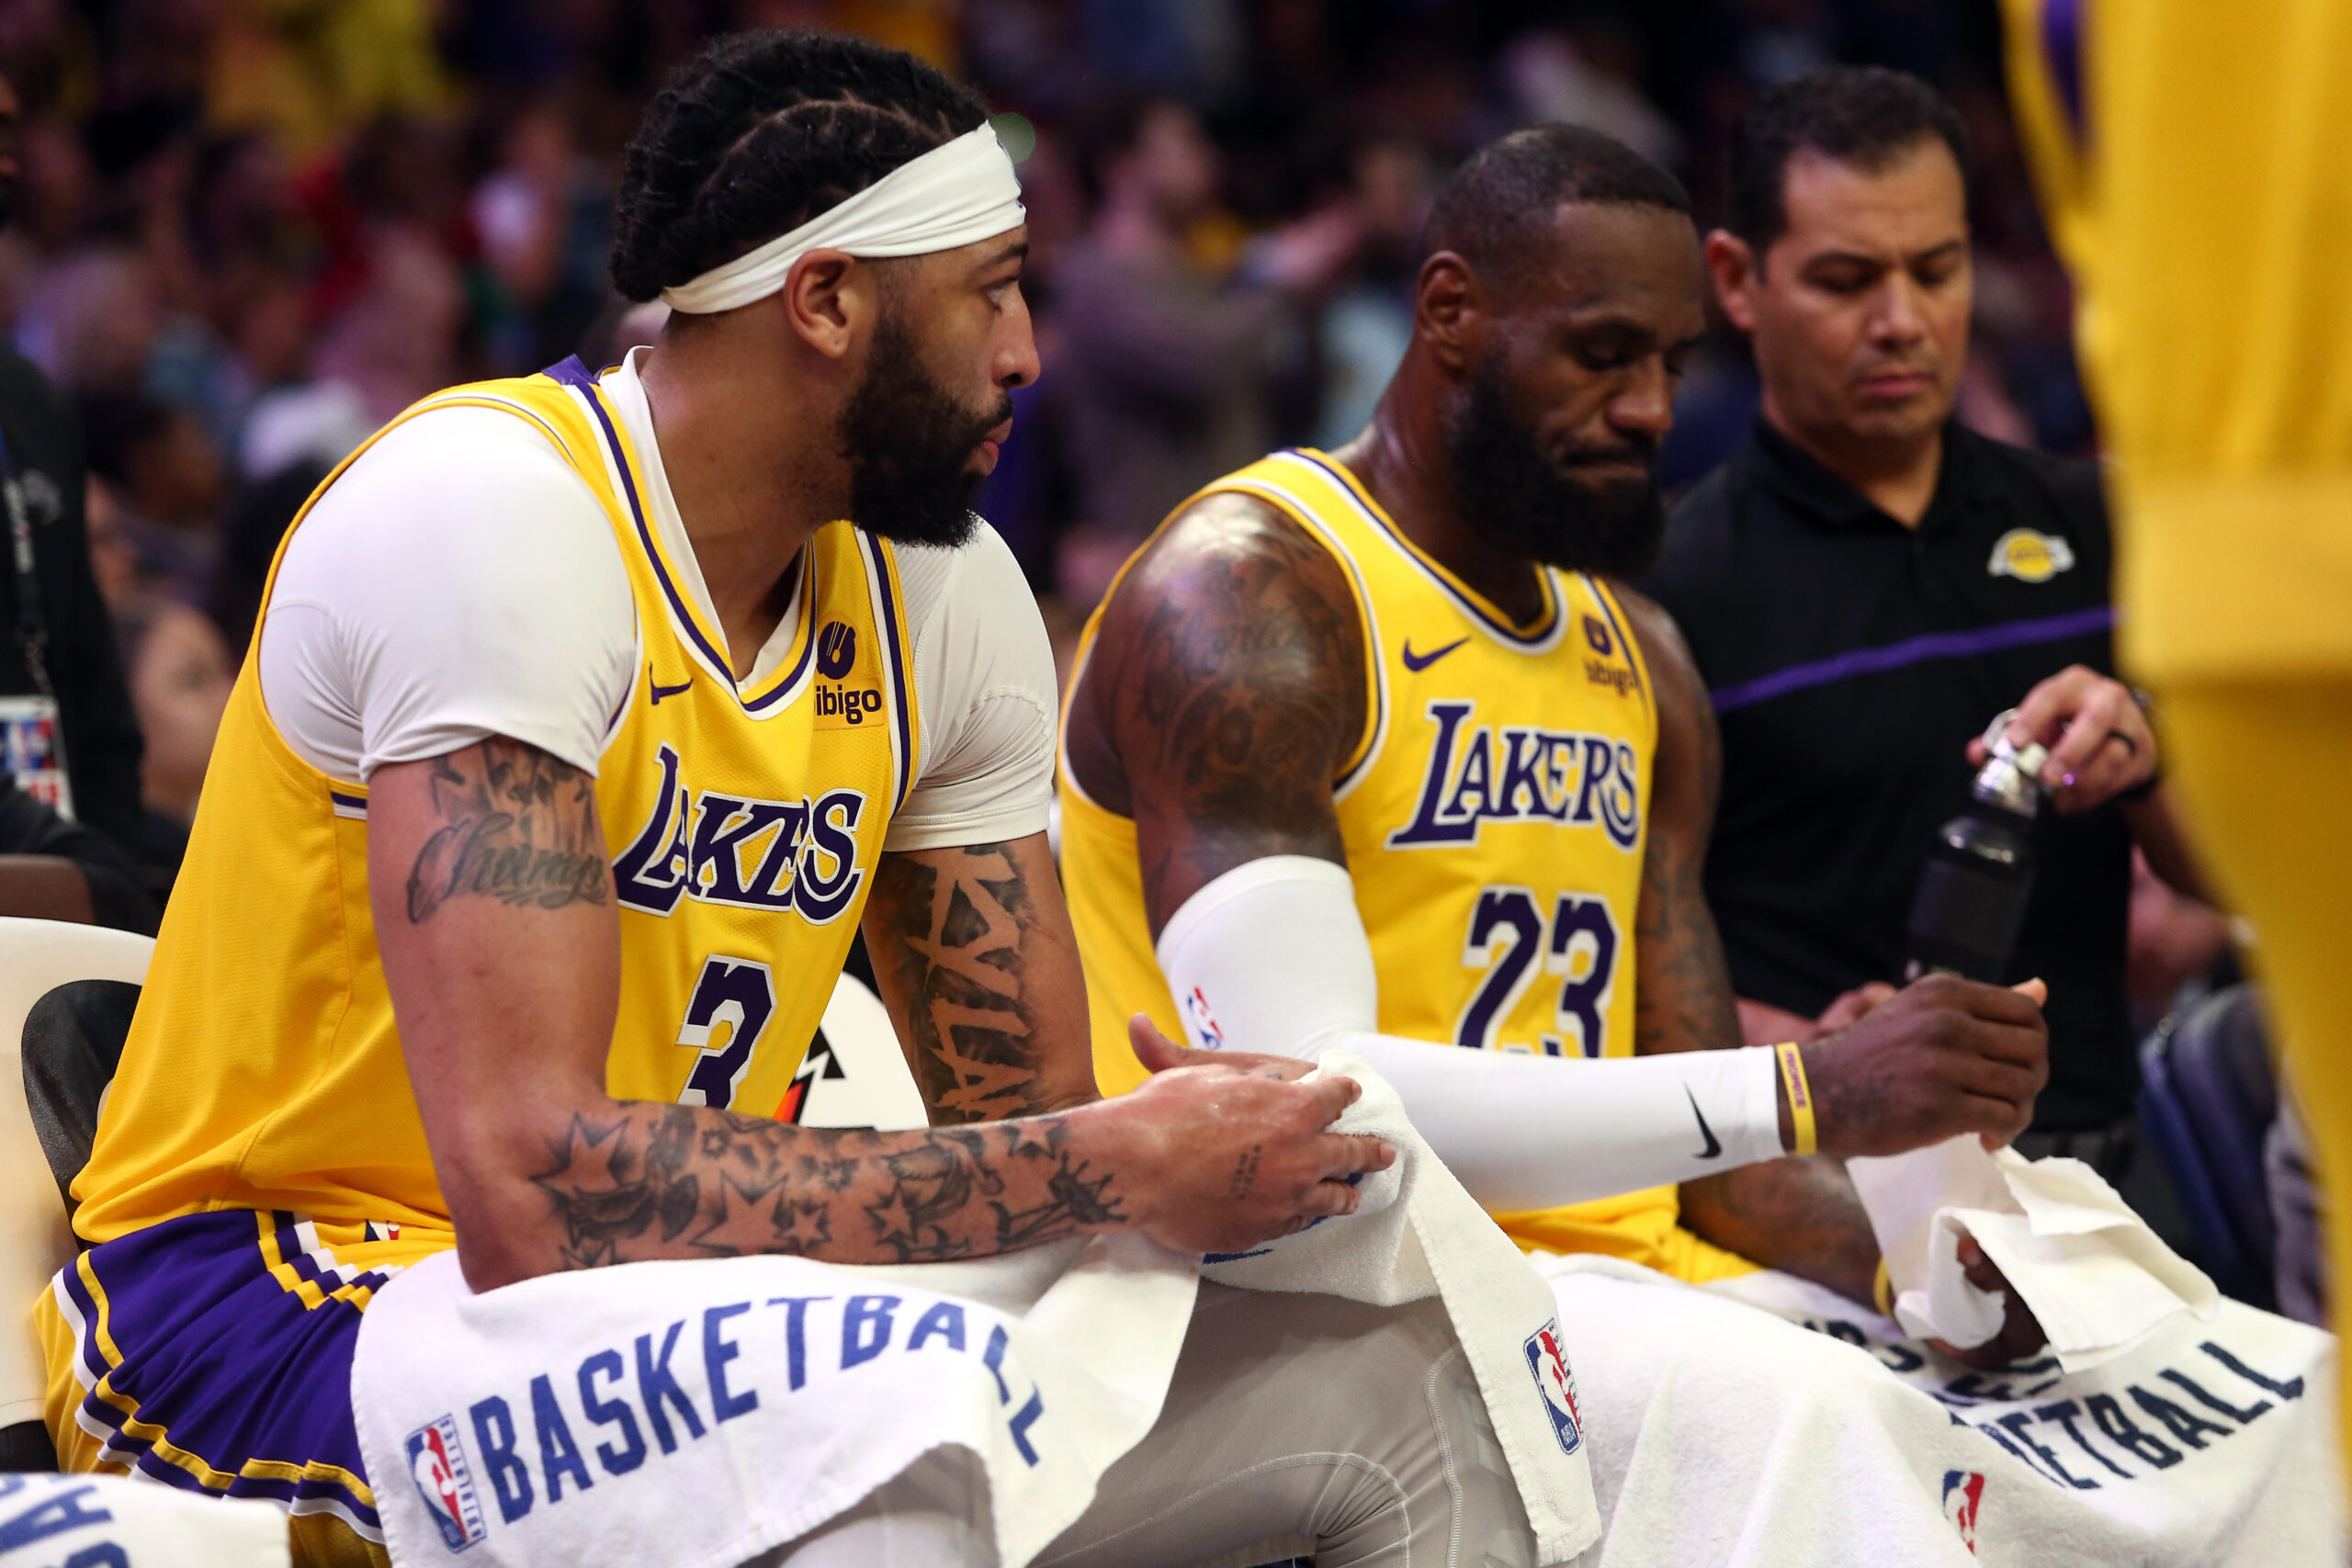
[1455,886,1620,1057]
[677,955,777,1110]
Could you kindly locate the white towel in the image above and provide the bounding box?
[354,1053,1595,1567]
[1848,1137,2220,1371]
[354,1235,1199,1568]
[0,1472,289,1566]
[1540,1253,2342,1568]
[1202,1049,1602,1567]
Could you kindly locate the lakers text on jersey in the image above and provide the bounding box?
[72,355,923,1253]
[1060,448,1751,1282]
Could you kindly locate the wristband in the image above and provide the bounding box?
[1872,1258,1894,1317]
[1774,1041,1817,1156]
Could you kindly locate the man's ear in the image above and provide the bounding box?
[1412,251,1486,375]
[1703,229,1760,334]
[779,250,874,360]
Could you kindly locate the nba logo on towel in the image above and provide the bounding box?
[1523,1320,1583,1455]
[406,1415,487,1551]
[1941,1470,1984,1552]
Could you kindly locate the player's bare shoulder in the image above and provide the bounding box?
[1610,581,1721,835]
[1610,584,1702,705]
[1066,490,1368,817]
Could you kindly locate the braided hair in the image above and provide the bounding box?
[609,30,989,304]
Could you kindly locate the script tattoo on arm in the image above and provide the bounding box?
[529,1104,1125,1269]
[865,839,1082,1123]
[406,737,606,922]
[1075,493,1367,931]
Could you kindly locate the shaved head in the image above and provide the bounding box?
[1425,124,1692,296]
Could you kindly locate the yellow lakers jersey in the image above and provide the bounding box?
[2003,0,2352,682]
[73,358,922,1262]
[1061,449,1749,1279]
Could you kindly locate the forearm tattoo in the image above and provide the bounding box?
[530,1104,1125,1269]
[1680,1159,1880,1303]
[407,738,606,922]
[867,841,1063,1123]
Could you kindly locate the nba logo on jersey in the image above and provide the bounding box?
[1941,1470,1984,1552]
[405,1415,488,1551]
[1522,1320,1583,1455]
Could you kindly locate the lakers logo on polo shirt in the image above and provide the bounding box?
[1987,527,2076,582]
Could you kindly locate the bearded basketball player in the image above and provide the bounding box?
[39,33,1553,1568]
[1062,124,2050,1337]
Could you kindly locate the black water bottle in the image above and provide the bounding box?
[1904,709,2048,984]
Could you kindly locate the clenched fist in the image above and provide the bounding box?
[1098,1016,1396,1255]
[1800,975,2050,1157]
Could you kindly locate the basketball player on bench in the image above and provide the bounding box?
[1060,127,2052,1353]
[40,33,1551,1568]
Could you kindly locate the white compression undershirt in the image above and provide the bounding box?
[1156,855,1790,1213]
[256,350,1058,852]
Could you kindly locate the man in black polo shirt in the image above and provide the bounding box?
[1644,66,2204,1168]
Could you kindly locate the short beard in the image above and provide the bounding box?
[836,308,1008,548]
[1442,347,1667,580]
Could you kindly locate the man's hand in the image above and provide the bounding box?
[1815,980,1898,1034]
[1801,976,2050,1156]
[1929,1235,2050,1369]
[1106,1016,1396,1254]
[1967,664,2154,812]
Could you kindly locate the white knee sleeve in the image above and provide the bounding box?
[1156,856,1786,1212]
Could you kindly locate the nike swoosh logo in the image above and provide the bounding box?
[1685,1086,1723,1159]
[1401,636,1470,672]
[650,676,694,705]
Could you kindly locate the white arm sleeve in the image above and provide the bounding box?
[258,407,639,781]
[884,522,1058,852]
[1156,855,1790,1212]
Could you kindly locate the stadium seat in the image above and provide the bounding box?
[0,918,153,1472]
[2137,985,2279,1309]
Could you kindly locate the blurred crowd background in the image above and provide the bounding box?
[16,0,2202,988]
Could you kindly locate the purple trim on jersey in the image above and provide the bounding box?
[566,368,818,713]
[57,1210,380,1531]
[859,529,918,811]
[541,354,599,389]
[1709,605,2116,715]
[1289,449,1561,648]
[2041,0,2086,137]
[327,790,367,814]
[269,1211,399,1297]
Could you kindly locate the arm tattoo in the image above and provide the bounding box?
[866,841,1057,1123]
[530,1104,1125,1269]
[1680,1160,1880,1304]
[1114,500,1365,923]
[1618,598,1880,1296]
[1629,608,1742,1057]
[407,738,606,922]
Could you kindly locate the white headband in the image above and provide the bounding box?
[661,124,1025,315]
